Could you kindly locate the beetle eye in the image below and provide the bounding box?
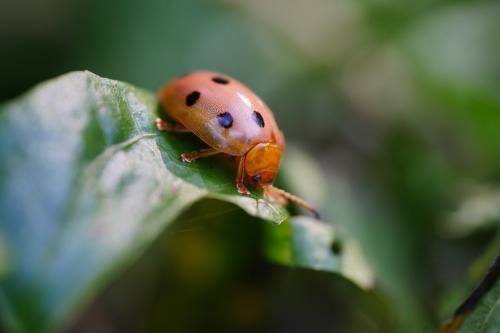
[252,175,261,183]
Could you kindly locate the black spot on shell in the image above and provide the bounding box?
[212,77,229,84]
[186,91,200,106]
[217,112,233,128]
[252,111,265,128]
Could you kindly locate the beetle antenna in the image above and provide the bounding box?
[265,184,320,219]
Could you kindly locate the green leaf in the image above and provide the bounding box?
[0,71,287,333]
[260,147,374,289]
[456,261,500,333]
[264,215,374,289]
[440,255,500,333]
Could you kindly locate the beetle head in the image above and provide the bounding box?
[245,143,283,186]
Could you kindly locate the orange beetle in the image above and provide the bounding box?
[157,71,318,218]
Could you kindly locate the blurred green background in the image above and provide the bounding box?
[1,0,500,332]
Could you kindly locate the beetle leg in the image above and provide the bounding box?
[155,117,190,132]
[263,187,288,206]
[180,148,221,163]
[264,184,320,219]
[236,156,250,195]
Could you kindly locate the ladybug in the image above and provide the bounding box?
[156,71,319,218]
